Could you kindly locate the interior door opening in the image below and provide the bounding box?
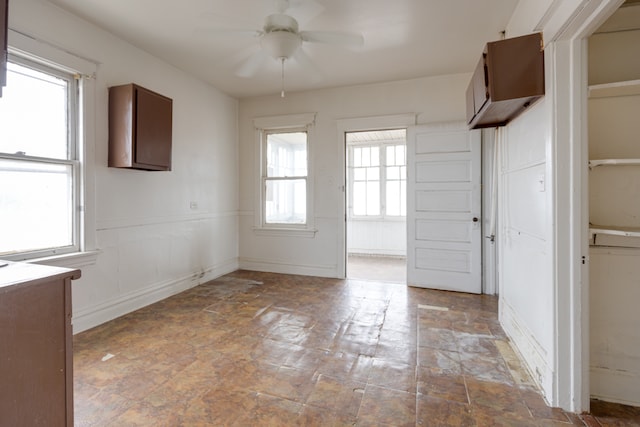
[345,128,407,283]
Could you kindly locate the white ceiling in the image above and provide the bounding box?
[46,0,520,99]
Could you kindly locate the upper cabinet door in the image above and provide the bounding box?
[135,86,172,170]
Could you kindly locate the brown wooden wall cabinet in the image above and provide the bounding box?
[109,83,173,170]
[0,0,8,97]
[466,32,545,129]
[0,261,81,427]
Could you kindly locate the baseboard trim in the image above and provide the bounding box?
[239,257,338,278]
[72,258,239,334]
[591,366,640,407]
[500,299,553,401]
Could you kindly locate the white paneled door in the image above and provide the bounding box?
[407,123,482,293]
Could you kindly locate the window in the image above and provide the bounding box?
[385,144,407,216]
[264,131,308,224]
[352,145,380,216]
[347,129,406,218]
[254,113,316,235]
[0,56,80,259]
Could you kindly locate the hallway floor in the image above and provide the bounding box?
[347,254,406,283]
[74,271,640,426]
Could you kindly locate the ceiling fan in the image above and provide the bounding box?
[212,0,364,97]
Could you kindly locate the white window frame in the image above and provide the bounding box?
[0,55,79,259]
[347,138,407,220]
[253,113,316,237]
[1,29,98,267]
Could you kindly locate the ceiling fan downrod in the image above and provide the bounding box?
[280,57,286,98]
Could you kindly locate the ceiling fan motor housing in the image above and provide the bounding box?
[261,31,302,60]
[264,13,299,33]
[261,14,302,59]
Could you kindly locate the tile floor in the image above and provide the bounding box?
[74,271,640,426]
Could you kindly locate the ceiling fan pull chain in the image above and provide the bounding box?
[281,57,286,98]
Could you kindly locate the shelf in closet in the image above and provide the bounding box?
[589,158,640,168]
[588,79,640,98]
[590,224,640,238]
[588,78,640,248]
[590,225,640,248]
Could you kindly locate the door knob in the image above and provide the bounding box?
[473,217,479,222]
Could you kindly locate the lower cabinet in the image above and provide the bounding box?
[0,261,81,427]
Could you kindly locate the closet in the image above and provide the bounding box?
[588,1,640,406]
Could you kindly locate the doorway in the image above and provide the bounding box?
[586,1,640,407]
[345,128,407,283]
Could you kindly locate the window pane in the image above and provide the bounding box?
[370,147,380,166]
[386,145,396,165]
[265,179,306,224]
[387,166,399,180]
[397,145,406,165]
[386,181,400,216]
[0,159,73,255]
[367,166,379,181]
[353,147,362,167]
[354,168,366,181]
[367,182,380,215]
[386,144,406,166]
[361,147,370,167]
[0,62,69,159]
[267,132,307,177]
[353,182,366,215]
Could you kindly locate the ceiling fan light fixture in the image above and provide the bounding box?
[261,30,302,60]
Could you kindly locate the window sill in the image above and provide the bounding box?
[252,227,317,238]
[28,250,100,269]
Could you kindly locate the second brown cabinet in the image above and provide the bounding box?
[109,83,173,171]
[466,32,545,129]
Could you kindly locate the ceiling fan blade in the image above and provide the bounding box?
[293,49,323,83]
[300,30,364,47]
[236,50,270,78]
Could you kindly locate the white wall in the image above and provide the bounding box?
[238,74,469,277]
[589,29,640,85]
[498,95,555,394]
[347,220,406,257]
[10,0,240,333]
